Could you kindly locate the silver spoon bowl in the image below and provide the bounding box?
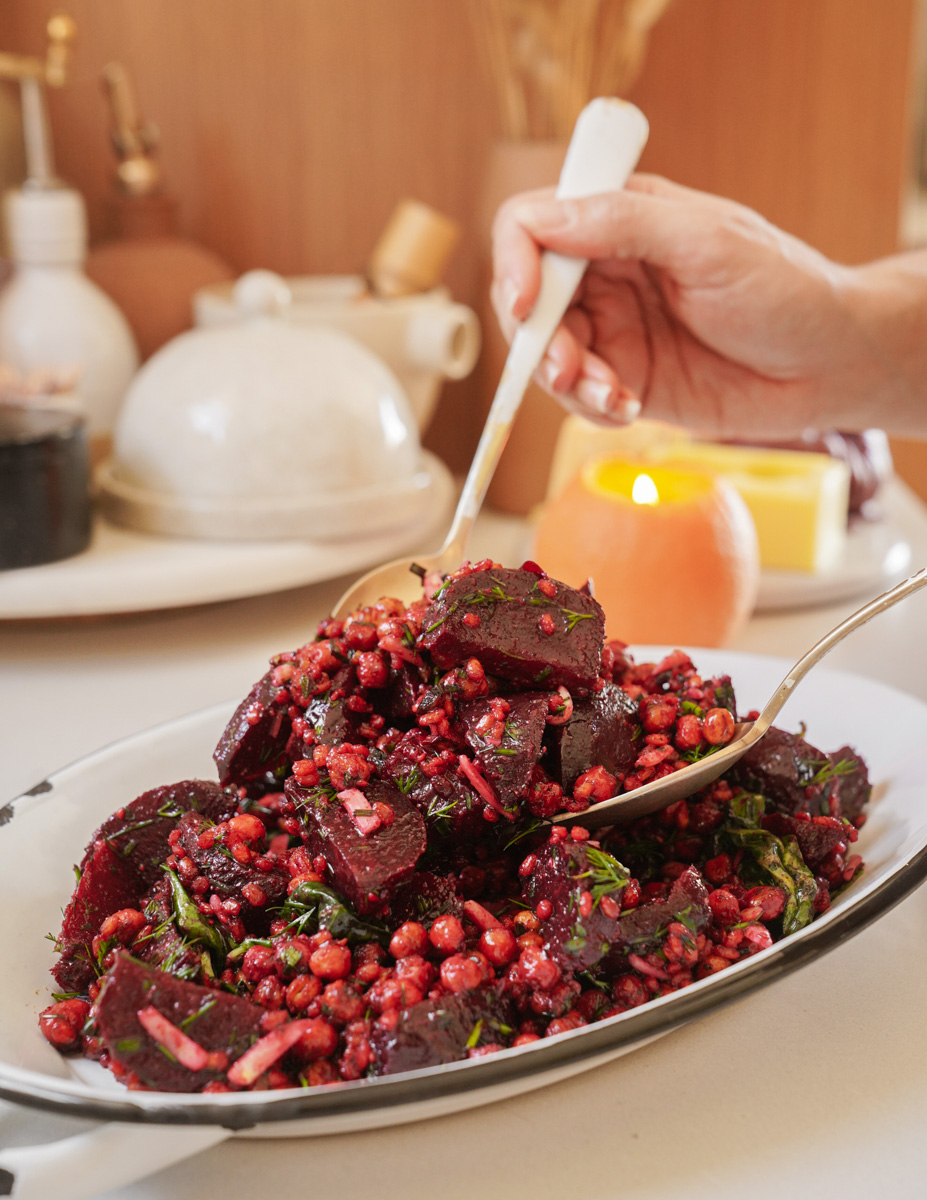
[552,566,927,829]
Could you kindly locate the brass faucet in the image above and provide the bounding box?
[0,14,77,186]
[101,62,161,196]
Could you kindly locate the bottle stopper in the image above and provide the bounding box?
[367,199,461,298]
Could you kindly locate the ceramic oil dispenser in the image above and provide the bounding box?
[0,16,139,453]
[85,63,233,360]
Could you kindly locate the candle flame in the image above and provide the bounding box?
[632,473,659,505]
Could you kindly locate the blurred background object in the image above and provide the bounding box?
[194,266,479,434]
[467,0,672,140]
[0,12,138,457]
[468,0,673,513]
[0,0,921,494]
[83,61,234,360]
[98,270,447,542]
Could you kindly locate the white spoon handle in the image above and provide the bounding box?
[443,98,649,558]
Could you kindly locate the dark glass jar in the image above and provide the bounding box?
[0,405,91,569]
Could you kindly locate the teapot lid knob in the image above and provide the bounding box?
[233,269,291,319]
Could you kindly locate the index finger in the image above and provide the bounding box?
[491,187,557,324]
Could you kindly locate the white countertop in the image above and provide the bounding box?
[2,479,927,1200]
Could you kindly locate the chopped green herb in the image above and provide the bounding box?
[279,880,388,946]
[396,766,422,796]
[804,757,857,789]
[465,1019,483,1049]
[180,997,217,1029]
[164,867,226,957]
[561,608,594,633]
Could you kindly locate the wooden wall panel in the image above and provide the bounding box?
[0,0,921,483]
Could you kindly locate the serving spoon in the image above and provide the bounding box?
[331,97,649,620]
[551,565,927,829]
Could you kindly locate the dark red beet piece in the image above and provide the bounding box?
[729,726,830,816]
[388,871,464,927]
[96,953,262,1092]
[53,839,140,992]
[523,836,629,972]
[286,776,426,915]
[91,780,237,890]
[214,670,291,787]
[544,682,640,793]
[382,661,427,724]
[761,812,849,869]
[829,746,870,822]
[371,985,514,1074]
[175,811,288,932]
[418,567,605,692]
[303,676,366,749]
[457,692,549,809]
[385,731,485,842]
[603,866,711,970]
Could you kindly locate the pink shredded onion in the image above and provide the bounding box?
[227,1019,314,1087]
[339,788,381,836]
[458,755,514,821]
[136,1005,209,1072]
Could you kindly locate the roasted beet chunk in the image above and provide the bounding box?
[96,953,262,1092]
[457,692,548,810]
[385,731,484,842]
[523,835,630,972]
[53,839,141,992]
[545,682,640,793]
[287,776,426,915]
[92,780,237,890]
[174,811,288,933]
[729,726,830,816]
[303,691,363,748]
[761,812,850,870]
[828,746,870,822]
[388,871,464,927]
[605,866,711,969]
[371,985,514,1074]
[214,669,291,787]
[383,661,427,724]
[419,567,605,691]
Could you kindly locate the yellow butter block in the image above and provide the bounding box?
[664,442,850,574]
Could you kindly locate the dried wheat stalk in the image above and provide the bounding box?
[469,0,672,139]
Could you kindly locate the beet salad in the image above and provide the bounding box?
[40,560,870,1093]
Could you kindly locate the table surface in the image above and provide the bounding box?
[3,479,927,1200]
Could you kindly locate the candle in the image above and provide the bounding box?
[533,457,760,646]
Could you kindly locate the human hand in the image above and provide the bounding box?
[491,174,869,438]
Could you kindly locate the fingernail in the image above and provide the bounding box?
[512,200,566,232]
[543,359,566,394]
[615,395,642,423]
[502,277,521,318]
[575,379,642,424]
[574,377,616,415]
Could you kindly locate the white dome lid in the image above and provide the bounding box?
[99,271,437,541]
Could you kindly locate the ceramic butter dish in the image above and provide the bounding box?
[98,272,441,542]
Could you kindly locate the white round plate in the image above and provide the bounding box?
[1,650,926,1135]
[755,516,911,612]
[0,452,454,619]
